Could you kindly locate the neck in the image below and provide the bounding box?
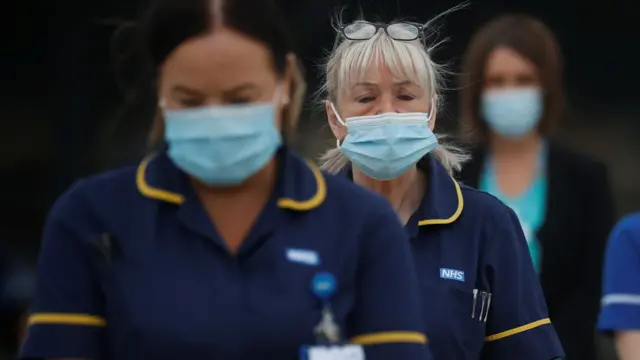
[489,131,542,159]
[352,166,423,213]
[192,158,277,202]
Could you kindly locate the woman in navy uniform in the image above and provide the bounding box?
[18,1,433,359]
[320,18,564,360]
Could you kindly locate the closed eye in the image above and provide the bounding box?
[357,96,376,104]
[397,94,415,101]
[179,98,205,108]
[226,96,253,105]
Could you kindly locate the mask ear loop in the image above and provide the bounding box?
[329,102,347,148]
[426,97,436,123]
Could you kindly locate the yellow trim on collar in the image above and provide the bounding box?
[418,177,464,226]
[136,156,185,205]
[277,161,326,211]
[136,157,326,211]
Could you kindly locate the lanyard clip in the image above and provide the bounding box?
[314,305,341,345]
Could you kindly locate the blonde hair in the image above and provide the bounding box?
[318,14,469,176]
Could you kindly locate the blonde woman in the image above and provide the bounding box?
[320,19,564,360]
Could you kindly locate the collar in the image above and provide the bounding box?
[343,156,463,226]
[414,156,464,226]
[135,147,326,211]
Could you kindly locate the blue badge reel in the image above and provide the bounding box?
[311,272,336,301]
[300,272,366,360]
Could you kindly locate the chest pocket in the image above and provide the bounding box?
[423,283,486,360]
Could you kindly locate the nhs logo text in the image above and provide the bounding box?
[440,268,465,282]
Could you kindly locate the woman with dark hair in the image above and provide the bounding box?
[458,14,615,360]
[18,0,433,359]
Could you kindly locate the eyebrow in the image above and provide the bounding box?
[171,82,259,96]
[223,82,259,95]
[171,85,202,96]
[353,80,415,87]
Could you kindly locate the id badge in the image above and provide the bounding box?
[300,345,365,360]
[302,273,364,359]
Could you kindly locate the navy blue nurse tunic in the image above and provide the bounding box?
[598,213,640,332]
[347,156,565,360]
[19,148,432,360]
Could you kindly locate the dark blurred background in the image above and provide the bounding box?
[0,0,637,358]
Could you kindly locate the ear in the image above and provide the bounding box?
[325,101,347,140]
[280,53,298,105]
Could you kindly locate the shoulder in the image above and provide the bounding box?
[610,213,640,245]
[83,165,139,193]
[615,212,640,230]
[49,165,138,220]
[321,171,395,211]
[548,141,608,177]
[41,166,139,259]
[459,183,516,221]
[456,184,523,251]
[321,171,399,221]
[603,213,640,282]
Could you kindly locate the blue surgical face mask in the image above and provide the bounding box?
[331,101,439,181]
[162,89,283,186]
[481,88,543,138]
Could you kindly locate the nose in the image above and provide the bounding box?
[375,94,396,115]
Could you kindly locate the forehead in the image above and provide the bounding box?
[160,28,276,88]
[358,61,410,84]
[336,39,431,94]
[485,46,537,75]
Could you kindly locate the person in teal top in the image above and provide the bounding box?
[457,14,615,360]
[479,143,547,273]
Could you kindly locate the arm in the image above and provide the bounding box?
[581,163,615,317]
[346,202,433,360]
[0,246,17,354]
[557,163,615,357]
[19,181,106,360]
[480,206,564,360]
[1,259,36,349]
[615,332,640,360]
[597,215,640,360]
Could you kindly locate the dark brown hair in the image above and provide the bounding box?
[458,14,564,142]
[125,0,306,149]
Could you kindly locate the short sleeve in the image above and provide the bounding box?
[347,202,433,360]
[480,206,564,360]
[19,181,106,359]
[598,214,640,332]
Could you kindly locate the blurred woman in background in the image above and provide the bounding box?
[458,14,615,360]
